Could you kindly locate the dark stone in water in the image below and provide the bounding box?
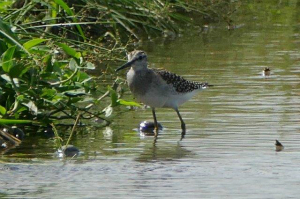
[11,127,25,140]
[139,121,163,134]
[0,139,7,148]
[94,117,104,123]
[43,126,55,138]
[61,145,80,157]
[2,127,25,141]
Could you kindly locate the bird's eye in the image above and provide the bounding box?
[138,55,143,60]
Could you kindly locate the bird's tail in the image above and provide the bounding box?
[202,82,214,89]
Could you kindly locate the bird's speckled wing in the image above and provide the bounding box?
[153,69,209,93]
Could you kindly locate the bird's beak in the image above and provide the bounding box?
[115,59,135,72]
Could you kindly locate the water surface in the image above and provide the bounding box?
[1,2,300,198]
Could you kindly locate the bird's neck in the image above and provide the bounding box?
[130,64,148,72]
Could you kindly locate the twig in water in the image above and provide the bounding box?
[65,113,81,148]
[0,129,22,145]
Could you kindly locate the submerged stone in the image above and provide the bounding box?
[94,118,104,123]
[139,121,163,135]
[2,127,25,141]
[57,145,80,157]
[1,140,7,148]
[43,126,55,138]
[11,127,25,140]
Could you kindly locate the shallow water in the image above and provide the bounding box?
[1,2,300,198]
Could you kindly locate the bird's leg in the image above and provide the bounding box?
[175,108,186,133]
[152,107,159,136]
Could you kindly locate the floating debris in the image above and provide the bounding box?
[0,127,23,152]
[275,140,284,152]
[0,128,22,145]
[2,127,24,141]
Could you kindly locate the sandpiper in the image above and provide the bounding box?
[116,50,211,134]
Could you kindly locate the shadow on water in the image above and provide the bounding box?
[135,135,193,163]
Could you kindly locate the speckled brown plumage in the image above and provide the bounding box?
[154,69,209,93]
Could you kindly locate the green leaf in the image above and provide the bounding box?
[69,58,79,71]
[56,43,81,59]
[0,39,7,55]
[56,85,81,92]
[54,0,73,16]
[0,20,30,55]
[43,54,52,72]
[104,106,113,117]
[86,62,95,70]
[9,64,29,78]
[0,105,6,115]
[0,2,13,12]
[16,95,25,101]
[81,77,92,84]
[1,46,16,72]
[69,97,83,103]
[108,86,118,107]
[64,91,86,97]
[76,71,90,82]
[23,38,48,50]
[0,20,18,43]
[0,119,32,124]
[22,100,38,115]
[41,88,57,100]
[15,106,27,114]
[117,99,141,107]
[0,74,12,82]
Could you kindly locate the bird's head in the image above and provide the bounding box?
[116,50,148,72]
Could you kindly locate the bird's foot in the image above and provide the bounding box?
[180,131,186,141]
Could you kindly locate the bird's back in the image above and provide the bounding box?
[153,69,210,108]
[153,69,209,93]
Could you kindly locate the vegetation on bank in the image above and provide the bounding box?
[0,0,239,140]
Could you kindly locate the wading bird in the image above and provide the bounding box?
[116,50,212,135]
